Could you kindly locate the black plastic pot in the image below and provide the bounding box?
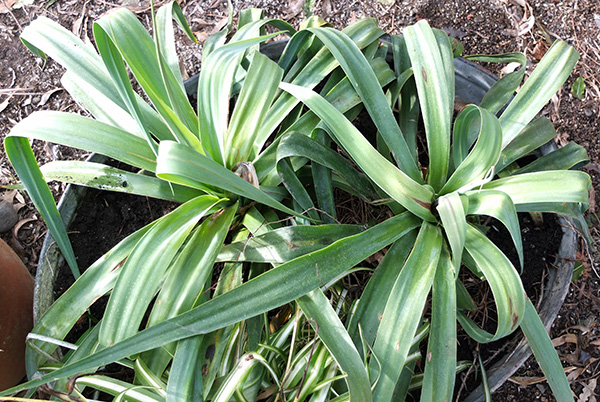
[35,39,576,400]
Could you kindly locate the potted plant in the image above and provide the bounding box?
[0,238,34,391]
[1,3,590,402]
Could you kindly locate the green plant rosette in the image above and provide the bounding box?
[1,3,591,402]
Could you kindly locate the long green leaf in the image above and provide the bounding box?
[437,192,466,274]
[156,141,301,218]
[496,117,558,173]
[466,52,526,115]
[520,299,574,402]
[93,21,159,155]
[420,249,456,402]
[25,222,155,374]
[307,27,422,181]
[1,213,420,395]
[94,8,198,135]
[226,52,283,166]
[277,131,379,202]
[40,161,202,203]
[155,1,197,92]
[499,40,579,148]
[217,223,364,264]
[371,223,442,402]
[513,142,589,174]
[347,230,418,350]
[143,204,238,374]
[20,16,170,139]
[197,33,280,164]
[404,21,454,190]
[167,336,203,402]
[298,289,372,402]
[442,105,502,194]
[99,195,222,346]
[75,376,163,401]
[257,18,384,150]
[482,171,590,208]
[279,82,435,221]
[4,136,79,278]
[9,111,157,172]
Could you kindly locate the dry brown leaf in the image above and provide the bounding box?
[578,378,597,402]
[568,366,587,382]
[508,375,547,386]
[38,88,63,107]
[532,40,550,61]
[552,333,579,347]
[286,0,305,18]
[589,185,596,215]
[0,0,19,13]
[72,2,87,38]
[322,0,333,17]
[12,217,37,239]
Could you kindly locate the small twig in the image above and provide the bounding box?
[2,0,22,30]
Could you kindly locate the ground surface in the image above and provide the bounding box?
[1,0,599,400]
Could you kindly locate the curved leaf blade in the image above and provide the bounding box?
[307,27,422,181]
[9,111,157,172]
[156,141,301,218]
[421,248,457,402]
[279,82,435,221]
[458,224,526,343]
[217,223,365,263]
[465,189,523,268]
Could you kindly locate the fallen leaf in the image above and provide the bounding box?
[38,88,62,107]
[12,218,37,239]
[567,366,587,382]
[532,40,549,61]
[0,96,11,113]
[552,333,578,347]
[509,375,547,386]
[286,0,304,18]
[11,0,34,9]
[500,61,522,76]
[578,378,597,402]
[0,0,19,13]
[322,0,333,16]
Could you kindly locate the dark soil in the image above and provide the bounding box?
[54,186,177,322]
[1,0,599,400]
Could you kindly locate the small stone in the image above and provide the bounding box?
[0,201,18,233]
